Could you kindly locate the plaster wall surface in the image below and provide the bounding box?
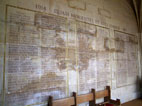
[0,0,140,106]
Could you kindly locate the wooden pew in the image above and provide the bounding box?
[48,86,121,106]
[72,89,96,106]
[95,86,121,106]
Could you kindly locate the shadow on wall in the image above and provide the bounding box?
[136,76,142,98]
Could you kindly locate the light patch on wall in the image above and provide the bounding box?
[67,0,86,11]
[98,8,111,19]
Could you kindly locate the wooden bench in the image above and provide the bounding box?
[48,86,121,106]
[95,86,120,106]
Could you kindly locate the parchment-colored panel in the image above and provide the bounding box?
[95,27,110,52]
[5,5,68,106]
[76,21,111,92]
[5,44,43,106]
[96,52,111,90]
[79,61,97,94]
[38,9,68,103]
[67,21,78,96]
[41,47,67,72]
[77,22,97,53]
[95,27,111,90]
[41,29,67,48]
[35,13,67,32]
[115,31,139,87]
[76,22,97,94]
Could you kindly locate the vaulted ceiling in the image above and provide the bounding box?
[127,0,142,32]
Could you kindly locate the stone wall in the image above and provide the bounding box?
[0,0,140,106]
